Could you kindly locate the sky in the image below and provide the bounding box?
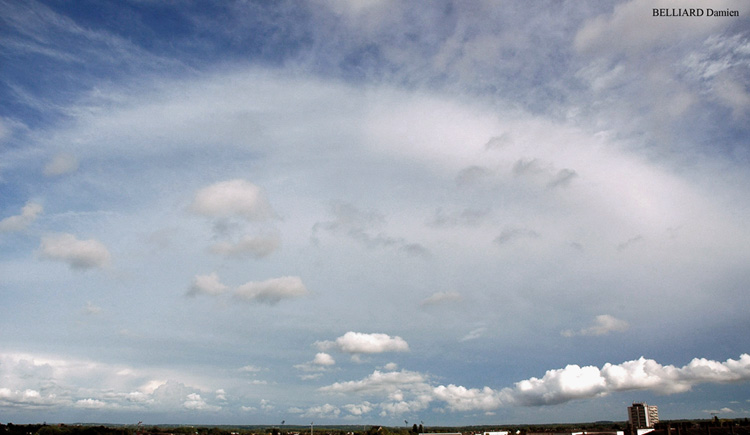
[1,0,750,427]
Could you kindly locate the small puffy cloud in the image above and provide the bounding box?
[38,233,111,270]
[187,272,229,297]
[343,401,374,416]
[209,233,280,258]
[302,403,341,418]
[295,353,336,375]
[235,276,308,305]
[420,291,462,307]
[190,179,275,221]
[313,352,336,366]
[239,365,262,373]
[316,332,409,355]
[561,314,630,337]
[43,153,78,176]
[0,201,43,232]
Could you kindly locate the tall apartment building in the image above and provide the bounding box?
[628,402,659,428]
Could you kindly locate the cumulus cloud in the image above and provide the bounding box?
[183,392,220,411]
[301,403,341,418]
[43,153,78,176]
[313,352,336,366]
[433,384,505,412]
[342,401,374,416]
[321,369,430,396]
[561,314,630,337]
[187,272,229,297]
[420,291,462,307]
[209,233,281,258]
[320,354,750,414]
[38,233,111,269]
[0,201,43,232]
[509,353,750,406]
[295,353,336,376]
[316,332,410,355]
[234,276,309,305]
[190,179,276,221]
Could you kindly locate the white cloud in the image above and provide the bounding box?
[0,201,42,232]
[342,401,374,416]
[75,398,107,409]
[319,354,750,413]
[187,272,229,297]
[432,384,505,412]
[295,353,336,375]
[313,352,336,366]
[320,369,428,396]
[508,353,750,406]
[561,314,630,337]
[209,233,281,258]
[234,276,308,305]
[190,179,276,221]
[302,403,341,418]
[316,332,409,355]
[43,153,78,176]
[420,291,462,307]
[38,233,111,269]
[183,392,219,411]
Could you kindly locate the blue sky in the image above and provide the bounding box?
[2,0,750,426]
